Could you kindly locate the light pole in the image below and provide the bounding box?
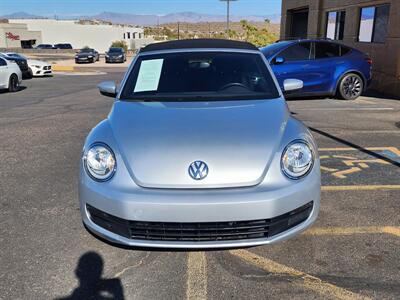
[220,0,238,38]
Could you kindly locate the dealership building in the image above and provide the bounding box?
[2,18,148,52]
[280,0,400,96]
[0,21,42,49]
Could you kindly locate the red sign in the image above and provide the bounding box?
[6,32,20,41]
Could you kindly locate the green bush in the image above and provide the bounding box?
[110,40,128,52]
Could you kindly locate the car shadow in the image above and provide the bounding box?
[0,86,27,94]
[309,126,400,168]
[363,90,400,101]
[55,251,125,300]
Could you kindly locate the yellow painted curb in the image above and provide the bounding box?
[52,65,74,72]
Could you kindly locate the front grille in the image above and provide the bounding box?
[43,66,51,70]
[87,202,313,242]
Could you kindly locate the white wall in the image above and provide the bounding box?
[0,23,42,48]
[9,19,145,52]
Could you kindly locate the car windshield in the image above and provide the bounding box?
[109,48,123,53]
[121,51,279,101]
[7,53,26,59]
[80,48,94,53]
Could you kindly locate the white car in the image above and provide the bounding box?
[0,56,22,92]
[4,53,52,77]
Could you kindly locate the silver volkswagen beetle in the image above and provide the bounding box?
[79,39,320,249]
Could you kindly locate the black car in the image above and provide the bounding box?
[0,53,31,79]
[105,47,126,63]
[75,48,100,63]
[36,44,53,49]
[53,43,73,49]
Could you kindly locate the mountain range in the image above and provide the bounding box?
[1,11,281,25]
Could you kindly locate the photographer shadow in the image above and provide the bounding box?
[56,251,124,300]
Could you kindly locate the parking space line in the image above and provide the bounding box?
[295,108,394,111]
[321,185,400,191]
[230,249,371,300]
[186,252,207,300]
[319,147,400,155]
[305,226,400,237]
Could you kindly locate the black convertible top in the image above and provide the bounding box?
[141,39,258,52]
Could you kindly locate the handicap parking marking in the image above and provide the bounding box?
[318,147,400,186]
[230,249,371,300]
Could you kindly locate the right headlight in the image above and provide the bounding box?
[281,140,314,179]
[83,143,116,181]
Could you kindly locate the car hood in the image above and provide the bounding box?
[110,98,289,189]
[28,59,48,66]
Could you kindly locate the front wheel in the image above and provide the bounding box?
[8,74,20,92]
[338,73,363,100]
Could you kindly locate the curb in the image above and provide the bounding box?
[52,65,75,72]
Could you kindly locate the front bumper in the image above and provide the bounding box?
[31,66,52,76]
[80,169,320,249]
[105,57,124,63]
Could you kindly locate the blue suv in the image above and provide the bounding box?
[261,40,372,100]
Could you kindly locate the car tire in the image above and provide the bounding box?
[8,74,20,92]
[338,73,363,100]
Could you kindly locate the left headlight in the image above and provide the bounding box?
[83,143,116,181]
[281,140,314,179]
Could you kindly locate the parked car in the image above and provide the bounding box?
[105,47,126,63]
[4,53,52,77]
[36,44,53,50]
[0,52,31,79]
[53,43,73,49]
[80,39,320,249]
[75,48,99,63]
[0,56,22,92]
[260,39,372,100]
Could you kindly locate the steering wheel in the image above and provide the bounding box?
[218,82,249,91]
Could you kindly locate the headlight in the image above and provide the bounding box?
[84,143,116,181]
[118,54,123,58]
[281,140,314,179]
[105,55,109,58]
[33,65,40,68]
[88,55,93,58]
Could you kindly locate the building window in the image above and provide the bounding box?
[123,33,125,39]
[326,11,345,40]
[358,4,390,43]
[127,32,131,39]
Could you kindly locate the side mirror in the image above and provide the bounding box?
[274,57,285,65]
[283,79,303,93]
[98,81,118,98]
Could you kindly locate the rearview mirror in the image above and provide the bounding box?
[283,79,303,92]
[274,57,285,64]
[98,81,118,98]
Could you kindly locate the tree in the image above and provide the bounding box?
[111,40,128,52]
[239,20,277,47]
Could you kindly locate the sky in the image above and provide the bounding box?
[1,0,282,17]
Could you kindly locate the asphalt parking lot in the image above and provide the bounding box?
[0,71,399,300]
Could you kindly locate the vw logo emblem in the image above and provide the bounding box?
[188,161,209,180]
